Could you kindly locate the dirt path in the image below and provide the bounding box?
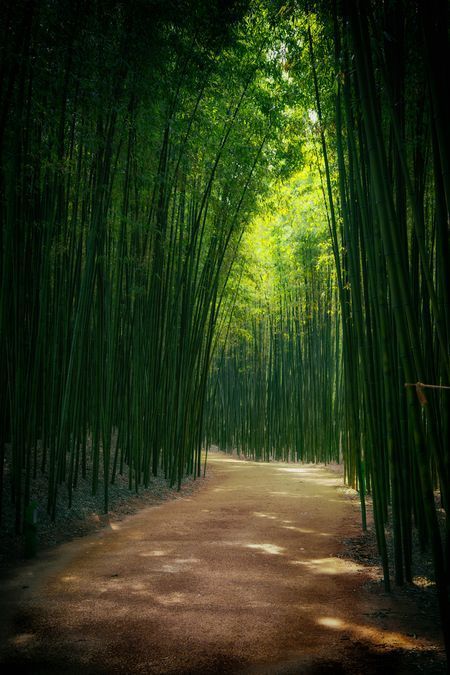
[0,453,445,674]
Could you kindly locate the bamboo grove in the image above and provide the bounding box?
[206,169,342,465]
[0,0,296,529]
[1,0,450,656]
[326,0,450,651]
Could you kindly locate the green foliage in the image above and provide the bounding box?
[308,0,450,651]
[206,162,340,463]
[0,0,302,530]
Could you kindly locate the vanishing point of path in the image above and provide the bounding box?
[0,453,444,674]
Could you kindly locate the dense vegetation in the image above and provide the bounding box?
[0,0,296,523]
[1,0,449,656]
[206,165,340,464]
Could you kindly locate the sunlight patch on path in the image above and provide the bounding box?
[290,557,364,575]
[317,615,436,651]
[245,543,285,555]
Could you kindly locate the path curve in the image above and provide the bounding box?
[0,453,443,674]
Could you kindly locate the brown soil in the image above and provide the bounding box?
[0,452,446,674]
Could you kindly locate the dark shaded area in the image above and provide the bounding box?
[0,642,447,674]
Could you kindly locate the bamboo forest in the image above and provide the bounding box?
[1,0,449,673]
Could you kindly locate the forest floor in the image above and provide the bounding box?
[0,451,446,674]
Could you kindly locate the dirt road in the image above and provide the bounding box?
[0,453,445,673]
